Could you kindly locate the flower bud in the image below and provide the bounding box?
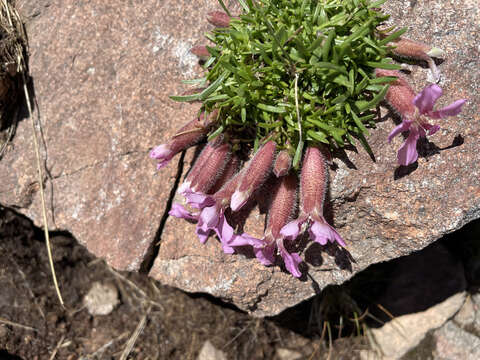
[273,150,292,177]
[300,146,328,217]
[375,69,416,118]
[150,115,208,169]
[178,142,216,194]
[390,37,443,60]
[265,174,298,240]
[207,11,231,27]
[190,45,210,61]
[230,141,276,211]
[191,141,231,193]
[209,155,240,194]
[388,37,443,81]
[213,164,244,207]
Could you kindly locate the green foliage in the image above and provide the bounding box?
[173,0,404,163]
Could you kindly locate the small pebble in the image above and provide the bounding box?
[83,281,119,316]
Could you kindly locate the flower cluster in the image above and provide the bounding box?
[150,1,466,277]
[161,135,345,277]
[376,69,465,166]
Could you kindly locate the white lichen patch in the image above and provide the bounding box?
[151,28,197,77]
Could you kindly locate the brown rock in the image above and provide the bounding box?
[0,0,478,316]
[0,0,221,270]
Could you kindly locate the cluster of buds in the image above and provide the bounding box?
[153,131,345,277]
[150,7,467,277]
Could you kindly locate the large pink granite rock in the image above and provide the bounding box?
[0,0,478,316]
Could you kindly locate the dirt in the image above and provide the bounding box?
[0,206,372,359]
[1,202,480,360]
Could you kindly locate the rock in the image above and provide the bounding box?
[276,348,303,360]
[433,321,480,360]
[360,292,466,360]
[0,0,221,271]
[197,340,226,360]
[83,281,119,316]
[0,0,478,316]
[150,0,480,316]
[454,295,476,327]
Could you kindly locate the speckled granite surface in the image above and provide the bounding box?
[0,0,478,316]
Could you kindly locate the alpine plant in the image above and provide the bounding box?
[151,0,466,277]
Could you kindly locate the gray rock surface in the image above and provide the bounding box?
[360,292,466,360]
[433,321,480,360]
[0,0,478,316]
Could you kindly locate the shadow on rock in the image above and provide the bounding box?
[271,222,474,338]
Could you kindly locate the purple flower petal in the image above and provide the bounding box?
[280,218,306,240]
[413,84,442,114]
[150,144,172,159]
[215,212,234,243]
[185,192,216,209]
[253,242,276,266]
[198,205,220,229]
[397,129,420,166]
[278,240,302,278]
[221,243,235,254]
[388,120,412,143]
[168,203,198,221]
[428,99,466,119]
[235,233,266,247]
[195,226,211,244]
[308,221,328,245]
[309,218,346,247]
[150,144,175,169]
[422,123,440,136]
[221,233,262,255]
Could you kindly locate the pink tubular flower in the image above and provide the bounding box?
[150,113,212,169]
[168,203,198,221]
[388,37,444,81]
[230,140,276,211]
[242,174,302,277]
[172,145,237,222]
[377,69,466,166]
[280,147,345,248]
[177,141,216,195]
[187,166,252,252]
[184,140,231,197]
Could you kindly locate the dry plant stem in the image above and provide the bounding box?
[48,335,65,360]
[0,316,37,332]
[89,332,129,358]
[22,73,64,307]
[5,0,65,308]
[119,306,151,360]
[106,266,165,310]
